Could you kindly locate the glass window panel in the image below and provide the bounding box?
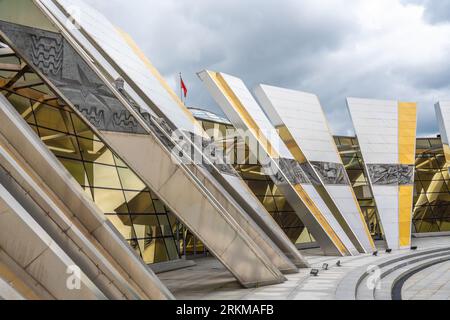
[142,238,169,264]
[416,169,443,181]
[113,154,128,167]
[7,94,32,115]
[105,214,133,239]
[416,139,431,149]
[413,205,435,222]
[124,191,155,214]
[247,180,272,196]
[118,167,146,191]
[131,215,160,239]
[58,158,89,186]
[164,237,179,260]
[427,191,450,204]
[84,163,122,189]
[437,217,450,231]
[274,196,294,212]
[152,199,167,214]
[258,196,277,212]
[429,138,443,148]
[34,104,74,133]
[157,215,174,237]
[92,188,128,213]
[78,137,115,165]
[39,129,81,160]
[127,239,142,258]
[70,114,99,140]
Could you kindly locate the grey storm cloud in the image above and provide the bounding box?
[404,0,450,24]
[84,0,450,136]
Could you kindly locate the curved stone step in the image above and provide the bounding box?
[390,257,450,300]
[335,246,450,300]
[371,252,450,300]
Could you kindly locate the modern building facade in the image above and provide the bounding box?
[347,98,417,250]
[0,0,448,301]
[200,70,359,256]
[254,85,375,254]
[187,110,450,253]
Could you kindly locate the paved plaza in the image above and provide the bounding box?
[159,237,450,300]
[402,260,450,300]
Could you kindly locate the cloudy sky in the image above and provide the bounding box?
[84,0,450,136]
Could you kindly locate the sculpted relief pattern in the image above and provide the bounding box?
[0,21,145,134]
[367,164,414,185]
[311,162,350,185]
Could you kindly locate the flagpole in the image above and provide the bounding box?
[178,72,184,104]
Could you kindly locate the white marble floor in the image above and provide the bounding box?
[402,260,450,300]
[158,237,450,300]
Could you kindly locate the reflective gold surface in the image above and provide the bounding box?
[397,102,417,247]
[399,185,414,247]
[275,125,307,163]
[0,52,179,264]
[413,138,450,232]
[208,71,352,254]
[334,136,383,238]
[398,102,417,165]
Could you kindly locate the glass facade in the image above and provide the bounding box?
[194,113,315,246]
[2,42,448,265]
[413,137,450,232]
[334,135,450,235]
[193,110,450,244]
[0,50,179,264]
[333,136,383,238]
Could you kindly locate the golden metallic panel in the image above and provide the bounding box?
[398,102,417,165]
[293,184,349,255]
[115,28,205,135]
[275,125,307,163]
[398,102,416,248]
[398,185,414,247]
[209,71,279,158]
[327,132,374,246]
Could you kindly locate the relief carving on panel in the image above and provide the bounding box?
[0,21,145,134]
[298,162,322,185]
[367,164,414,185]
[277,158,310,185]
[310,161,350,185]
[260,157,286,186]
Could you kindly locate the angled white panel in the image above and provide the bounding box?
[0,0,299,284]
[50,0,197,133]
[200,70,359,256]
[219,73,293,159]
[347,98,398,165]
[302,184,357,254]
[254,85,375,253]
[0,183,105,300]
[346,97,416,250]
[39,0,307,271]
[256,85,339,163]
[436,102,450,146]
[372,186,399,248]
